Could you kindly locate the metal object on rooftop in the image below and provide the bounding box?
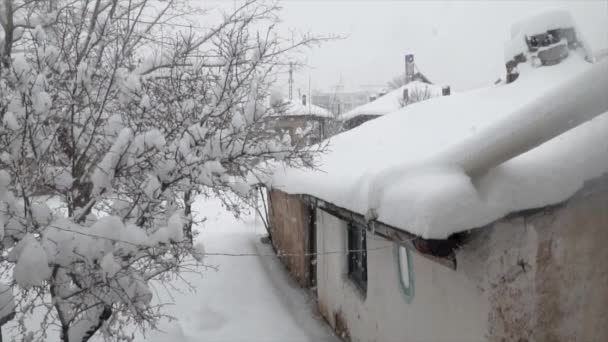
[506,26,580,84]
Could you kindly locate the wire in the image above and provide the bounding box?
[0,208,392,258]
[200,245,392,258]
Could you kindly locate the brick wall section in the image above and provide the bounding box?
[268,190,312,287]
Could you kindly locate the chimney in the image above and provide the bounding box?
[442,86,451,96]
[405,54,415,84]
[302,94,307,106]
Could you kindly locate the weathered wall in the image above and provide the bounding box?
[316,173,608,342]
[316,209,488,342]
[268,190,312,287]
[459,173,608,342]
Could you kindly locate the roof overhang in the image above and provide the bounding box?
[292,192,459,270]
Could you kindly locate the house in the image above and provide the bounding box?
[339,81,445,131]
[263,95,335,146]
[264,10,608,342]
[312,90,372,117]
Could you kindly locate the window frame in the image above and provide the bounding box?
[347,222,368,294]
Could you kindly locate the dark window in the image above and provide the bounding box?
[347,223,367,293]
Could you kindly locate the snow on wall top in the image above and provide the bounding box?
[270,53,608,239]
[273,99,333,118]
[340,81,444,121]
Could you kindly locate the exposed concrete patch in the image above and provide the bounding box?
[334,309,351,341]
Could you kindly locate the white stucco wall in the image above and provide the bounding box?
[456,174,608,341]
[314,174,608,341]
[315,209,489,342]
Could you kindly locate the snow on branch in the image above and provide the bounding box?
[0,0,329,340]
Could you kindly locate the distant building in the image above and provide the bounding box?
[338,54,449,131]
[340,81,445,130]
[311,91,372,116]
[263,95,335,146]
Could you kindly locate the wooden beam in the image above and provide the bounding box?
[300,194,457,270]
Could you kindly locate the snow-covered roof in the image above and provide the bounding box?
[340,81,444,121]
[273,99,333,119]
[270,53,608,240]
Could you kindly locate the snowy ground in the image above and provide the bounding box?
[142,196,338,342]
[3,196,337,342]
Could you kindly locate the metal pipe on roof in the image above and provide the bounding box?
[442,58,608,177]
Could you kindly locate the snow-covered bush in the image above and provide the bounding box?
[398,86,435,107]
[0,0,326,340]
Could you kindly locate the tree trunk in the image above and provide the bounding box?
[184,189,194,245]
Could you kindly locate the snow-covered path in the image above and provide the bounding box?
[5,197,336,341]
[145,197,338,342]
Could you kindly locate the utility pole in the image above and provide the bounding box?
[288,62,294,100]
[308,76,311,109]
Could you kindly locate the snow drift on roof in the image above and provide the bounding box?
[510,8,575,39]
[273,99,333,118]
[270,53,608,239]
[340,81,444,121]
[507,8,608,62]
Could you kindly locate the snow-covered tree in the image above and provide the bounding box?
[0,0,326,340]
[398,86,434,107]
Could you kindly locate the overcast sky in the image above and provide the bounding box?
[272,0,608,93]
